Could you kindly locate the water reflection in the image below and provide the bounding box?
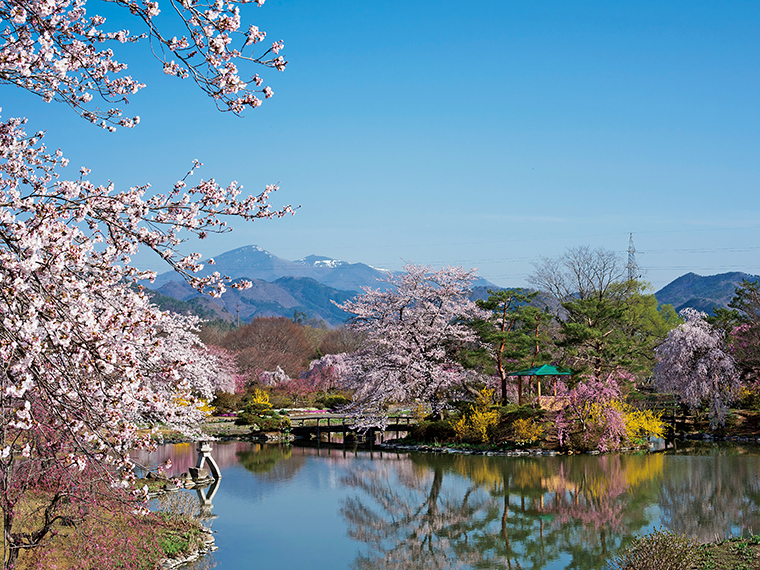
[340,453,670,570]
[658,446,760,541]
[236,444,294,474]
[137,442,760,570]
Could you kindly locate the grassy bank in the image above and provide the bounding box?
[1,490,209,570]
[608,529,760,570]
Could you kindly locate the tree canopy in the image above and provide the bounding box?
[0,0,290,565]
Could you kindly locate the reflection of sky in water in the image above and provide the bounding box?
[140,442,760,570]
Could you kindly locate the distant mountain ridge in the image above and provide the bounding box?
[147,245,756,325]
[654,272,760,315]
[147,244,501,325]
[149,275,355,326]
[151,245,395,292]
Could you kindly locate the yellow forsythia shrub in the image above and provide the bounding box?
[512,418,544,446]
[452,416,469,441]
[412,401,428,422]
[451,389,500,443]
[251,388,272,410]
[612,400,667,444]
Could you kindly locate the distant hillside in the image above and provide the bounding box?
[152,276,355,327]
[654,272,760,316]
[144,244,504,325]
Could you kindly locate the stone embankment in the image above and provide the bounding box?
[143,469,219,569]
[159,530,216,570]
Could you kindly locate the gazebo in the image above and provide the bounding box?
[507,364,573,406]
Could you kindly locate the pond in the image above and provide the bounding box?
[133,440,760,570]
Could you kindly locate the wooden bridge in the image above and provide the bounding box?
[288,414,415,444]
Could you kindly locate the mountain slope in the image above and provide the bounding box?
[151,245,392,292]
[152,275,354,326]
[654,272,760,315]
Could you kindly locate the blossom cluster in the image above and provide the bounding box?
[0,0,286,129]
[0,114,292,490]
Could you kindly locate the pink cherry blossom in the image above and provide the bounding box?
[336,264,487,429]
[0,0,292,563]
[0,0,287,129]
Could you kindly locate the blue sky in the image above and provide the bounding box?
[5,0,760,290]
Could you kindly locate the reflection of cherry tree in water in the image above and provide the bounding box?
[658,449,760,542]
[341,453,666,570]
[341,456,497,569]
[455,456,659,570]
[535,455,664,569]
[470,458,562,570]
[132,442,256,475]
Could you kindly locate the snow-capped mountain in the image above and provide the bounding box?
[150,245,393,292]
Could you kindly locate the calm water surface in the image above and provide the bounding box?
[133,441,760,570]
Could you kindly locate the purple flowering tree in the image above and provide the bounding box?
[654,308,740,427]
[554,374,628,452]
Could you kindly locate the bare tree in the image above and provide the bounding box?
[319,326,365,355]
[220,317,316,377]
[529,246,628,305]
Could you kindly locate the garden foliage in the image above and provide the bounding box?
[606,528,701,570]
[555,372,665,452]
[452,389,500,443]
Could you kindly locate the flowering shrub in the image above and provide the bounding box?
[236,388,290,430]
[250,388,272,410]
[555,375,627,452]
[615,401,667,444]
[512,418,544,446]
[452,389,500,443]
[556,373,666,451]
[412,401,429,422]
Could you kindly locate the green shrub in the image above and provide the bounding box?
[447,400,475,416]
[235,394,292,430]
[406,420,456,443]
[607,528,700,570]
[158,530,194,558]
[317,394,351,409]
[268,393,295,409]
[236,413,291,431]
[497,404,545,423]
[210,391,242,415]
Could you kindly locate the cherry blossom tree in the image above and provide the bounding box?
[0,0,291,565]
[301,352,352,392]
[337,264,486,428]
[204,345,240,394]
[654,308,740,427]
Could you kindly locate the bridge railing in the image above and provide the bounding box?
[288,415,415,429]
